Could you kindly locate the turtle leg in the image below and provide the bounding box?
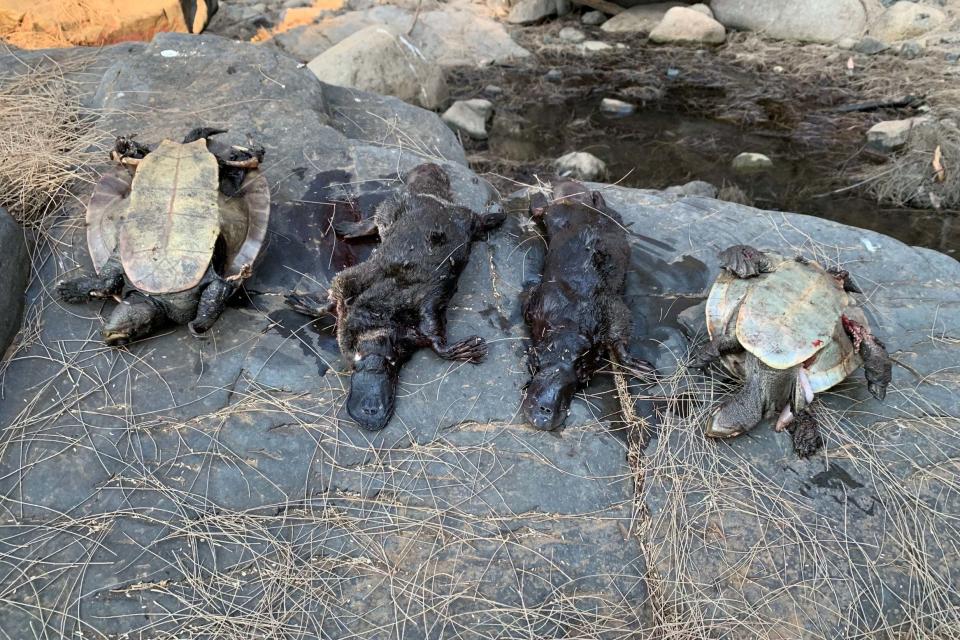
[603,296,655,375]
[187,278,238,336]
[285,292,336,319]
[690,332,743,369]
[785,408,824,458]
[842,315,893,401]
[827,267,862,294]
[183,127,227,144]
[102,292,167,346]
[111,136,150,165]
[707,356,795,438]
[719,244,772,279]
[56,255,125,304]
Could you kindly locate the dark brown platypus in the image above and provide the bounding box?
[285,163,505,430]
[521,180,654,430]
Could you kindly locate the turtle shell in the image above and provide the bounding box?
[86,140,270,292]
[705,254,863,392]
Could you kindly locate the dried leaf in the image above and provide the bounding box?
[932,144,946,182]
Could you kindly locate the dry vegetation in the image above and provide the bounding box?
[616,342,960,639]
[0,49,105,229]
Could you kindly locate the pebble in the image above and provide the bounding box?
[545,69,563,82]
[580,40,613,52]
[581,10,606,26]
[600,97,635,116]
[899,41,924,59]
[853,36,890,55]
[732,152,774,172]
[559,27,587,43]
[553,151,608,181]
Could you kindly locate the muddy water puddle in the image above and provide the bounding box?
[452,45,959,257]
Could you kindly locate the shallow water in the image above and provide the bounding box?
[487,97,958,256]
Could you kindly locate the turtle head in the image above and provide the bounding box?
[346,333,402,431]
[522,332,595,431]
[102,294,166,346]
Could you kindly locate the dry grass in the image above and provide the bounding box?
[862,120,960,209]
[0,50,105,229]
[616,341,960,639]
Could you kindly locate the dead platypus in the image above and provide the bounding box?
[285,163,506,430]
[521,180,654,430]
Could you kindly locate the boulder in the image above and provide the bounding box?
[553,151,608,180]
[442,98,494,139]
[0,0,216,48]
[271,5,531,67]
[506,0,569,24]
[0,207,27,356]
[871,1,947,42]
[0,34,651,639]
[649,7,726,44]
[600,1,685,33]
[307,25,448,110]
[711,0,867,44]
[866,116,932,151]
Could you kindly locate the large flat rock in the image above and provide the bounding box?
[0,31,958,640]
[0,34,647,638]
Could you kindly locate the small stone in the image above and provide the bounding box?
[866,117,931,151]
[484,85,504,96]
[732,152,774,172]
[442,99,494,140]
[601,2,685,34]
[507,0,566,25]
[649,7,726,45]
[664,180,718,199]
[553,151,608,181]
[559,27,587,43]
[600,97,635,116]
[946,52,960,64]
[772,65,785,73]
[853,36,890,55]
[899,40,924,58]
[579,40,614,52]
[666,67,680,78]
[837,37,858,49]
[581,10,606,26]
[545,69,563,82]
[689,4,713,18]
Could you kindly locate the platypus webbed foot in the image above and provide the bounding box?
[433,335,488,363]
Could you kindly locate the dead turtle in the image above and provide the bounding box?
[56,128,269,345]
[694,245,892,457]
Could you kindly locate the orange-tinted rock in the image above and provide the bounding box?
[0,0,215,49]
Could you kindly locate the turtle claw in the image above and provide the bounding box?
[719,245,772,279]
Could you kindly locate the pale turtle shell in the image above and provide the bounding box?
[86,140,271,291]
[705,254,864,392]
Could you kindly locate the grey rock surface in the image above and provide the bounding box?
[712,0,867,43]
[0,33,648,639]
[442,98,494,139]
[0,29,958,640]
[0,208,28,357]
